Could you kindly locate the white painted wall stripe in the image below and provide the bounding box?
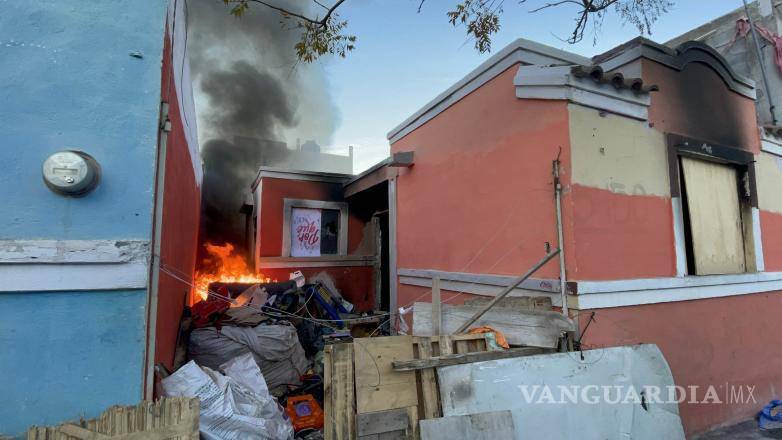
[514,65,651,120]
[398,267,782,310]
[0,239,150,292]
[398,268,563,307]
[752,207,765,272]
[575,275,782,309]
[0,239,148,264]
[576,271,782,293]
[0,261,149,292]
[671,197,687,277]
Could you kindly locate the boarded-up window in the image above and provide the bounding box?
[680,157,746,275]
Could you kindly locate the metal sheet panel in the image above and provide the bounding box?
[420,410,515,440]
[437,344,685,440]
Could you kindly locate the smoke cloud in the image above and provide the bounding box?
[187,0,340,254]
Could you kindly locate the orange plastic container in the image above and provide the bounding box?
[285,394,324,431]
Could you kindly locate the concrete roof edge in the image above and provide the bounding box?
[343,157,391,188]
[596,38,755,99]
[386,38,589,143]
[251,166,351,191]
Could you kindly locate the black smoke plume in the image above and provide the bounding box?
[187,0,338,257]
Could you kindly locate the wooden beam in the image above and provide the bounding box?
[431,277,441,336]
[356,408,411,437]
[413,302,574,348]
[454,249,560,333]
[392,347,546,371]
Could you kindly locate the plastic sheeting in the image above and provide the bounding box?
[189,324,309,391]
[437,344,685,440]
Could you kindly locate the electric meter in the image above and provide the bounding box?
[42,150,101,196]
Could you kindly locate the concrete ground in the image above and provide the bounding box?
[693,420,782,440]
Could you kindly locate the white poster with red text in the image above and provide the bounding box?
[291,208,321,257]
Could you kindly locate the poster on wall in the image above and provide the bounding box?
[291,208,322,257]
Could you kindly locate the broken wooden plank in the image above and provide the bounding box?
[419,411,515,440]
[393,347,546,371]
[354,336,418,414]
[413,302,573,348]
[454,339,470,354]
[431,277,441,336]
[414,337,440,419]
[463,295,552,311]
[332,343,356,440]
[324,345,335,440]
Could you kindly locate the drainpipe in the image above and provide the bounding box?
[744,0,779,125]
[553,156,569,318]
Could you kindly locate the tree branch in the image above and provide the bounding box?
[529,0,583,13]
[240,0,347,28]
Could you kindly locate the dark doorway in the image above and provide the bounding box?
[347,180,390,311]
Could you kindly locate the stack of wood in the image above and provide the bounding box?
[322,295,575,440]
[27,397,199,440]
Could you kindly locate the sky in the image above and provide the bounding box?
[315,0,747,172]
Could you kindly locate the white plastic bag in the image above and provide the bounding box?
[162,355,293,440]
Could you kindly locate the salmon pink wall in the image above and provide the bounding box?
[254,177,373,310]
[761,210,782,271]
[569,185,676,280]
[153,28,201,371]
[256,177,364,257]
[390,66,571,307]
[581,292,782,436]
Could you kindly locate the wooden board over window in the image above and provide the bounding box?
[680,157,746,275]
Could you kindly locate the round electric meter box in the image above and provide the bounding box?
[42,150,101,196]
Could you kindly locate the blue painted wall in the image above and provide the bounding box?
[0,1,169,437]
[0,0,167,240]
[0,290,148,436]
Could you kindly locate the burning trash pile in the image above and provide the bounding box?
[160,243,386,440]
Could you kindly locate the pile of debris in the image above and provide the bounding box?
[323,336,688,440]
[322,293,577,440]
[156,267,688,440]
[158,271,388,440]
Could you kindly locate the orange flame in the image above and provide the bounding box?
[193,243,271,301]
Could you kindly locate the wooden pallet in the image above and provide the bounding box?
[413,333,493,420]
[324,342,356,440]
[323,333,493,440]
[27,397,199,440]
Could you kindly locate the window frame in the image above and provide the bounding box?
[667,134,763,276]
[281,198,349,257]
